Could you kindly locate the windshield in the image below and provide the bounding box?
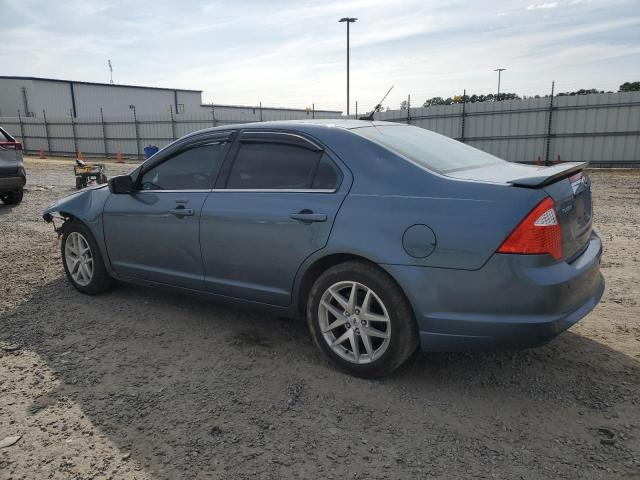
[353,125,504,174]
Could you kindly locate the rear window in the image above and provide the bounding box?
[0,127,15,142]
[353,125,504,174]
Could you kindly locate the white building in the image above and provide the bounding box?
[200,103,342,120]
[0,76,202,118]
[0,76,343,120]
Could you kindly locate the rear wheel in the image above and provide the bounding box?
[307,261,418,377]
[0,189,24,205]
[61,221,115,294]
[75,176,83,190]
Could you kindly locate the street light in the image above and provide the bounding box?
[339,17,357,116]
[493,68,506,101]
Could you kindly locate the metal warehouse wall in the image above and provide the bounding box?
[200,105,342,120]
[72,84,202,117]
[375,91,640,166]
[0,78,73,118]
[0,77,203,118]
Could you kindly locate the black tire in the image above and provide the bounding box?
[307,261,419,378]
[0,189,24,205]
[75,176,83,190]
[61,220,115,294]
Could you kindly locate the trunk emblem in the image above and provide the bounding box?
[570,174,589,195]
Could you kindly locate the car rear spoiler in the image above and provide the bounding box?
[508,162,587,188]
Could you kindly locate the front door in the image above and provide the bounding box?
[103,139,230,290]
[200,132,350,306]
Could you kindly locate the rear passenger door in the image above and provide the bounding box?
[200,131,351,306]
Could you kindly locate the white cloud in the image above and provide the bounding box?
[526,2,558,10]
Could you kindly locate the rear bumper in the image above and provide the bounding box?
[0,168,26,192]
[383,231,604,352]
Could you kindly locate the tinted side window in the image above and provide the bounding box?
[140,142,228,190]
[227,143,321,189]
[312,155,342,190]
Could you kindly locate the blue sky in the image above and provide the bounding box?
[1,0,639,112]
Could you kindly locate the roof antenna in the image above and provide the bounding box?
[108,59,114,84]
[360,85,394,120]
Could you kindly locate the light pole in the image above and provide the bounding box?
[339,17,357,116]
[493,68,506,101]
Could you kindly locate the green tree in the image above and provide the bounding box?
[619,81,640,92]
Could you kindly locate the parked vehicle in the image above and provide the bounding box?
[43,120,604,377]
[0,126,26,205]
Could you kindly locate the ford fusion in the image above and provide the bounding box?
[43,120,604,377]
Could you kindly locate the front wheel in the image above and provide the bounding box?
[61,221,115,294]
[307,261,418,378]
[0,189,24,205]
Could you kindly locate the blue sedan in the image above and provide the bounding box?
[43,120,604,377]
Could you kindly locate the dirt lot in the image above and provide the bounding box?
[1,157,639,479]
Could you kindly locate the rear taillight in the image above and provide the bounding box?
[0,141,22,151]
[497,197,563,260]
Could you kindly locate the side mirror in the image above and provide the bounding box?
[108,175,134,194]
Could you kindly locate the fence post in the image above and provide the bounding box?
[43,109,51,154]
[259,101,263,122]
[544,81,555,166]
[312,103,315,119]
[460,89,467,143]
[170,105,177,140]
[406,95,411,124]
[100,108,108,157]
[70,109,78,155]
[211,106,216,127]
[132,108,140,159]
[17,110,27,153]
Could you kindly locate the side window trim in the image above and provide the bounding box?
[239,131,323,152]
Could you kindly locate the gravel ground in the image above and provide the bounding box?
[1,157,639,479]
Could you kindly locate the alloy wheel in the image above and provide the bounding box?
[318,281,391,364]
[65,232,94,286]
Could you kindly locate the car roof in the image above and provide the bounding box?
[182,119,405,139]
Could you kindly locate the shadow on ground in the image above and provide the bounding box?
[2,278,639,479]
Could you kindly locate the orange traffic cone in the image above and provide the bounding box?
[39,148,47,159]
[116,150,124,164]
[536,156,541,166]
[77,149,84,161]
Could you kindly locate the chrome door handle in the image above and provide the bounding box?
[290,211,327,223]
[169,207,195,217]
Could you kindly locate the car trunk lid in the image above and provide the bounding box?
[446,161,592,261]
